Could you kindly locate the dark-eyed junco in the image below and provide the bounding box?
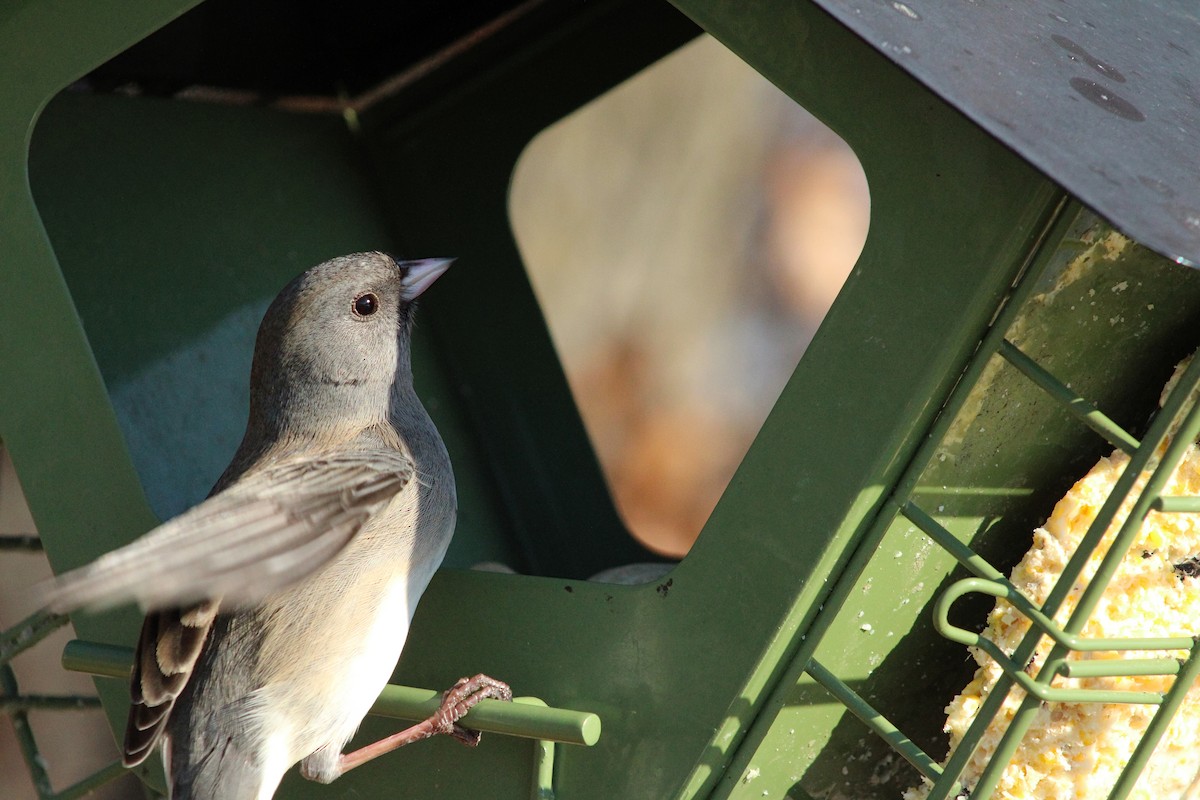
[43,252,510,798]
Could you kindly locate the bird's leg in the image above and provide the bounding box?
[323,674,512,779]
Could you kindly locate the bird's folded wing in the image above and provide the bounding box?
[41,449,414,612]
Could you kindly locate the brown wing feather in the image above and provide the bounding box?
[124,600,219,766]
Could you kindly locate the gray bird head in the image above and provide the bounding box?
[245,252,451,439]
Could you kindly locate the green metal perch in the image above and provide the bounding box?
[62,639,599,800]
[62,638,600,746]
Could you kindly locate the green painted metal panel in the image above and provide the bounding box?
[0,2,203,790]
[337,1,1060,797]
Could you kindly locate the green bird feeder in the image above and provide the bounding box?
[2,1,1199,799]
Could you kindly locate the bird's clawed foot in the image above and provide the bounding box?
[320,673,513,780]
[432,674,513,747]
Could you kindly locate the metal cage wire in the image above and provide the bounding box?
[799,200,1200,800]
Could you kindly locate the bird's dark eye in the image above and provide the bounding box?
[352,292,378,317]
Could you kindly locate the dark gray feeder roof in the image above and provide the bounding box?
[814,0,1200,267]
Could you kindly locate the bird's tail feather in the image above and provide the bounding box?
[169,733,281,800]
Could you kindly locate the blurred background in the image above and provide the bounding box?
[0,31,867,800]
[512,34,869,556]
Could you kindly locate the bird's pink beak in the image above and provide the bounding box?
[399,258,453,300]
